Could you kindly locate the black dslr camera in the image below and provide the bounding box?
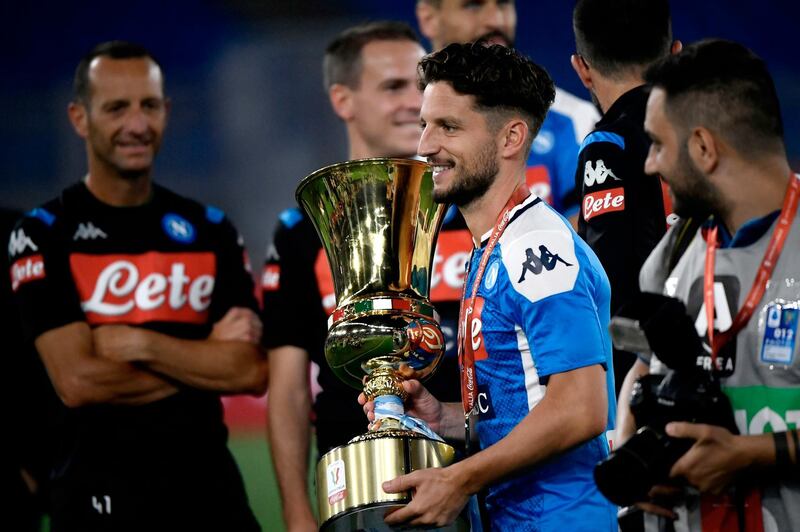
[593,293,739,507]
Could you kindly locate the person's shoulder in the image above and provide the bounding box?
[640,219,703,293]
[15,191,65,234]
[501,196,571,242]
[497,199,582,303]
[550,86,601,142]
[272,206,316,240]
[277,207,306,231]
[7,194,65,267]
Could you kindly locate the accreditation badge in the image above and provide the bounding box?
[760,303,798,365]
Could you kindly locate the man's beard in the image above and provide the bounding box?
[670,143,723,221]
[433,142,498,207]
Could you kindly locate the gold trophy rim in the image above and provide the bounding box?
[295,156,430,204]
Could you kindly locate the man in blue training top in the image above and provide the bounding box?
[361,43,616,531]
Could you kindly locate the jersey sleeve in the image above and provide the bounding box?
[500,229,609,378]
[577,134,638,315]
[206,209,258,322]
[260,216,321,353]
[9,211,85,342]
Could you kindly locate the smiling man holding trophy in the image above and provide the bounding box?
[356,43,618,531]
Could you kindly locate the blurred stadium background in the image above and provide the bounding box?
[2,1,798,530]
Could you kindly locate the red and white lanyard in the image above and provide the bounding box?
[703,173,800,368]
[458,185,530,425]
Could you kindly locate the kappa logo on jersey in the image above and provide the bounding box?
[503,230,579,303]
[518,246,573,283]
[8,228,38,257]
[583,187,625,221]
[162,213,196,244]
[583,160,620,187]
[525,165,552,205]
[264,243,279,262]
[70,252,216,325]
[10,255,45,292]
[431,229,472,302]
[261,264,280,292]
[315,250,337,313]
[73,222,107,241]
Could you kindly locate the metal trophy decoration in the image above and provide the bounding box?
[296,158,468,531]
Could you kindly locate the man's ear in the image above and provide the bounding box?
[68,101,89,139]
[688,126,719,175]
[500,119,529,159]
[416,1,440,45]
[570,54,593,91]
[329,84,354,121]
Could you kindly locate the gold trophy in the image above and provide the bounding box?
[296,158,469,531]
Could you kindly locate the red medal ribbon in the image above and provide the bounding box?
[458,184,531,416]
[703,172,800,369]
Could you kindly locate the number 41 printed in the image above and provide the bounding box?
[92,495,112,514]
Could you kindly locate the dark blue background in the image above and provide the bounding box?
[2,1,797,264]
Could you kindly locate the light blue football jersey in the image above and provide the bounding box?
[465,195,616,531]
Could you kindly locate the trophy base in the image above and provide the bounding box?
[320,501,470,531]
[317,431,469,531]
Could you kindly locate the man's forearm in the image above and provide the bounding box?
[450,365,607,494]
[36,322,179,408]
[436,402,471,441]
[268,379,316,528]
[616,358,650,444]
[70,358,179,406]
[140,332,268,394]
[96,326,268,394]
[267,345,317,530]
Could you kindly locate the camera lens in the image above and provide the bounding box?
[594,427,672,507]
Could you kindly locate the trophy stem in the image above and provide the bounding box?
[363,362,407,432]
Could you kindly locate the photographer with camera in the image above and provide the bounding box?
[612,39,799,531]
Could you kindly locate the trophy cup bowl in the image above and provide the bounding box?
[296,158,469,531]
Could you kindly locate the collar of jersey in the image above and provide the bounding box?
[705,210,781,249]
[597,84,649,126]
[477,195,543,248]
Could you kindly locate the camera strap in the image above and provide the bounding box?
[704,172,800,367]
[458,183,530,452]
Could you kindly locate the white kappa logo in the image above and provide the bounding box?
[583,160,620,187]
[8,228,38,257]
[73,222,108,241]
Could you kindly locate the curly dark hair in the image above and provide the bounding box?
[418,42,554,138]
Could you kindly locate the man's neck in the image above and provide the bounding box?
[84,165,152,207]
[593,76,643,114]
[721,158,793,234]
[459,172,525,246]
